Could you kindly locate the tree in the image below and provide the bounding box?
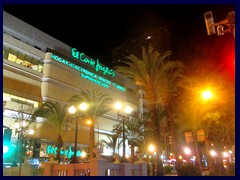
[125,114,145,163]
[114,111,145,163]
[68,89,113,159]
[175,57,235,173]
[32,101,68,161]
[116,45,183,175]
[100,134,122,155]
[11,105,35,166]
[159,59,185,159]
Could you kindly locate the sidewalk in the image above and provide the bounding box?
[164,172,178,176]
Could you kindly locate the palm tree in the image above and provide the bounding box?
[116,45,183,175]
[68,89,113,159]
[206,114,235,175]
[100,134,122,155]
[159,60,185,159]
[125,113,145,163]
[32,101,68,161]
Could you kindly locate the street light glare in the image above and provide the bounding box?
[114,102,123,110]
[79,102,88,111]
[81,150,87,158]
[202,90,212,100]
[29,129,35,135]
[14,122,20,129]
[223,152,229,157]
[21,120,27,127]
[69,105,76,114]
[148,144,155,152]
[86,119,92,125]
[210,150,217,157]
[124,106,132,114]
[184,147,191,155]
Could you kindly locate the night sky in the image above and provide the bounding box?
[3,4,235,70]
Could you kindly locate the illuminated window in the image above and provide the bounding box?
[38,64,43,72]
[3,93,11,101]
[18,97,26,102]
[31,65,38,71]
[23,61,31,67]
[8,53,17,62]
[4,46,43,73]
[16,58,24,65]
[33,102,39,108]
[3,93,39,108]
[10,95,18,100]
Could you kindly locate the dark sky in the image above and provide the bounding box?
[3,4,235,69]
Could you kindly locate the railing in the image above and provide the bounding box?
[3,160,147,176]
[3,149,148,176]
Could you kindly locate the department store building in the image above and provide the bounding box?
[3,11,145,160]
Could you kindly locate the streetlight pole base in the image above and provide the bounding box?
[70,156,78,164]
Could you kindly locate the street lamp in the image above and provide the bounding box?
[184,147,191,155]
[183,147,191,162]
[114,102,132,163]
[86,119,100,148]
[11,119,35,176]
[68,102,88,163]
[202,90,212,100]
[148,144,155,176]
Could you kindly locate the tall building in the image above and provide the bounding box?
[3,11,138,163]
[112,26,172,68]
[112,26,172,118]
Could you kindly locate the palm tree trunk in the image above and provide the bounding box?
[131,145,135,163]
[205,137,214,173]
[193,130,202,175]
[168,102,177,158]
[149,104,163,176]
[89,125,95,159]
[56,134,63,161]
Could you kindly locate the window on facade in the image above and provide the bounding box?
[8,53,17,62]
[16,58,24,65]
[33,102,39,108]
[37,64,43,72]
[31,64,38,71]
[4,46,43,73]
[3,49,9,59]
[3,93,11,101]
[3,93,39,108]
[17,51,25,60]
[23,60,31,67]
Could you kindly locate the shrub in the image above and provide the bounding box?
[163,166,172,174]
[226,162,235,176]
[177,163,202,176]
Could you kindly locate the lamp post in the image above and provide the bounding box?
[148,144,155,176]
[68,102,88,164]
[184,147,191,162]
[191,89,213,171]
[11,119,35,176]
[86,119,100,148]
[114,102,132,163]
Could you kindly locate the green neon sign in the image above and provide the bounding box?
[51,54,125,91]
[72,48,116,77]
[46,145,81,159]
